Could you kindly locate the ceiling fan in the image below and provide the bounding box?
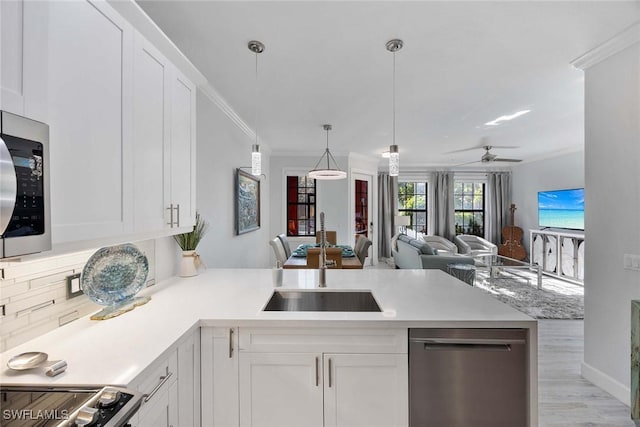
[480,145,522,163]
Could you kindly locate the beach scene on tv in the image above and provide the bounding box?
[538,188,585,230]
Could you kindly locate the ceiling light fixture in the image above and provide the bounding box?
[308,124,347,180]
[484,109,531,126]
[248,40,264,176]
[386,39,403,177]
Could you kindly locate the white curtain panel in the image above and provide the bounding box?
[486,172,512,244]
[377,173,397,258]
[431,171,455,240]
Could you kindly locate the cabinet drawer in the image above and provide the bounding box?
[130,349,178,396]
[239,328,407,354]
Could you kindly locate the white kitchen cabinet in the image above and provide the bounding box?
[177,328,201,427]
[130,348,178,427]
[47,0,134,243]
[323,353,408,427]
[201,327,240,427]
[236,328,408,427]
[132,31,196,232]
[132,32,171,233]
[129,328,199,427]
[239,352,324,427]
[0,0,48,122]
[135,381,178,427]
[168,68,197,228]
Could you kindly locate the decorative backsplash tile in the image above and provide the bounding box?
[0,240,156,352]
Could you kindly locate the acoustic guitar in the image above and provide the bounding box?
[498,203,527,261]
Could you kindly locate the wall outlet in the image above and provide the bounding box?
[624,254,640,271]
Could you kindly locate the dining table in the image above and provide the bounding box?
[283,244,363,269]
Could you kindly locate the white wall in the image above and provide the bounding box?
[195,90,271,268]
[511,151,584,250]
[580,39,640,405]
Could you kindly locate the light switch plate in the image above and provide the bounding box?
[66,273,83,298]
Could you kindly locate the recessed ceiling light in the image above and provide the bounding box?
[484,110,531,126]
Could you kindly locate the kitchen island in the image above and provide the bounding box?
[0,268,538,426]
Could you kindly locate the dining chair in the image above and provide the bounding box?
[277,233,292,258]
[315,231,337,245]
[269,237,288,266]
[306,248,342,268]
[355,237,372,266]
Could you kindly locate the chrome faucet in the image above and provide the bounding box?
[319,212,335,287]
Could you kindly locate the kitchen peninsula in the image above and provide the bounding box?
[0,269,538,426]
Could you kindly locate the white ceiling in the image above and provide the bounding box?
[137,0,640,168]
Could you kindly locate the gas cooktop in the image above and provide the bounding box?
[0,385,143,427]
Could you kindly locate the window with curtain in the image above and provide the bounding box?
[286,176,316,236]
[398,181,428,234]
[454,181,485,236]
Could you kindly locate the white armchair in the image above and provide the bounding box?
[420,235,458,254]
[454,234,498,257]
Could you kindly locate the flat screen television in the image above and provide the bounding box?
[538,188,584,230]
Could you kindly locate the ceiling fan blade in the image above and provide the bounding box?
[494,158,522,162]
[444,146,483,154]
[452,160,482,167]
[444,144,519,155]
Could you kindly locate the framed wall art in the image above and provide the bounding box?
[235,168,261,234]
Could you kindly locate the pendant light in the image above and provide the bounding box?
[387,39,403,177]
[308,124,347,180]
[248,40,264,176]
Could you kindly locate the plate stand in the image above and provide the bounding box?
[90,296,151,320]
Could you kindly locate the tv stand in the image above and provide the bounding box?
[530,229,584,284]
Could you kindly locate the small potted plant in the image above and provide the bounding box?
[174,211,208,277]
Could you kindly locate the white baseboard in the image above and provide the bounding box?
[581,361,630,406]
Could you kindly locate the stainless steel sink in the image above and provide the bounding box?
[263,290,382,312]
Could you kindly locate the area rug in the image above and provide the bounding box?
[474,272,584,320]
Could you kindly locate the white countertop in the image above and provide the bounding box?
[0,268,535,387]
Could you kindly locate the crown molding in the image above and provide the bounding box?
[108,0,261,144]
[571,21,640,70]
[107,0,206,86]
[198,83,256,140]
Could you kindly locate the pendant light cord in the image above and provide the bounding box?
[254,49,259,145]
[326,127,330,169]
[393,49,396,147]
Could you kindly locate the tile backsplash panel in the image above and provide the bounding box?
[0,240,156,353]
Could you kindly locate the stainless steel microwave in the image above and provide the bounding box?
[0,111,51,258]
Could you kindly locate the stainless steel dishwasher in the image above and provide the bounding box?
[409,328,528,427]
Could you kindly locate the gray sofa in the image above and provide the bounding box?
[392,234,474,271]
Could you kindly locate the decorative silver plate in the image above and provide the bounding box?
[7,352,48,370]
[81,243,149,307]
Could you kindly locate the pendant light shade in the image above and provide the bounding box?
[389,144,399,176]
[387,39,403,177]
[248,40,264,176]
[251,144,261,175]
[308,124,347,180]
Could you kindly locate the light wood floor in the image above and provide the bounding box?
[539,320,634,426]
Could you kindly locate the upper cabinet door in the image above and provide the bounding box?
[132,32,171,233]
[169,70,196,228]
[47,0,134,243]
[1,0,49,122]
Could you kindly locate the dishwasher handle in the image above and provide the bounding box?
[412,337,525,352]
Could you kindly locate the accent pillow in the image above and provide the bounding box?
[408,239,436,255]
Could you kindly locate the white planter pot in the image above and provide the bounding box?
[180,250,199,277]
